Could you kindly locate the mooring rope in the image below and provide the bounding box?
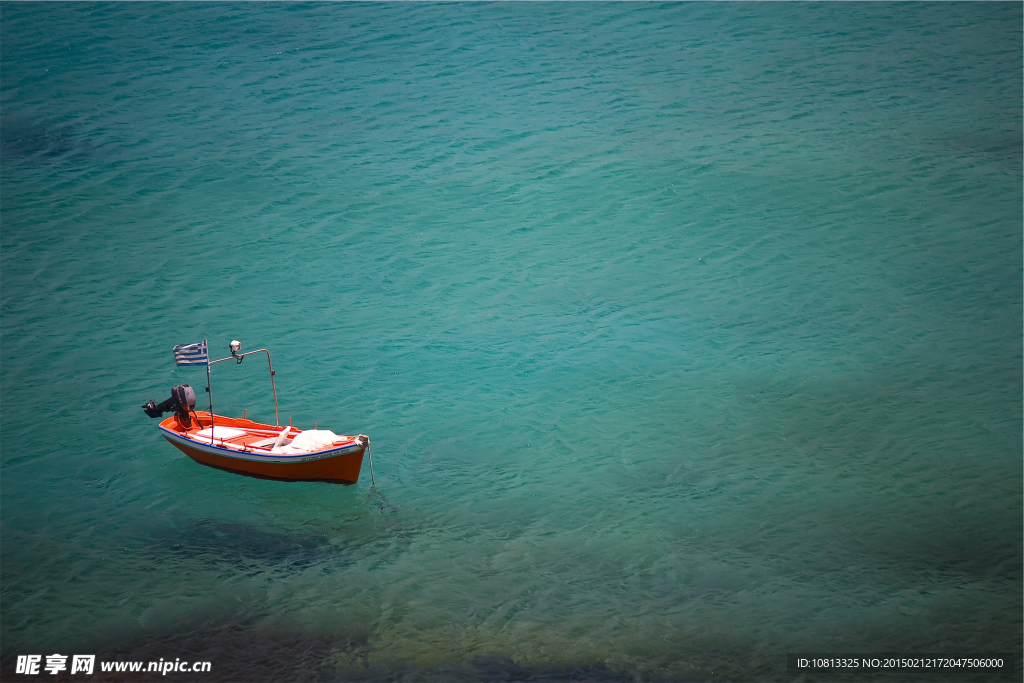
[363,440,396,511]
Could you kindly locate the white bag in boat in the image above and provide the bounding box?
[272,429,340,454]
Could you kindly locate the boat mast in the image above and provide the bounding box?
[206,361,215,443]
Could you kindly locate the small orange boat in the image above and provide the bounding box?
[143,340,370,484]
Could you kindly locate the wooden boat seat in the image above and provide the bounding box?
[249,436,293,449]
[195,427,247,441]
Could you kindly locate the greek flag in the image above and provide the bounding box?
[173,340,208,366]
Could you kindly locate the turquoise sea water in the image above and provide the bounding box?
[2,3,1021,681]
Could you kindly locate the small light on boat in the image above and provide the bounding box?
[230,340,241,354]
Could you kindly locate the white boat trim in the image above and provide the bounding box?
[159,425,364,464]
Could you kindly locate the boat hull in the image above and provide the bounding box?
[159,413,367,484]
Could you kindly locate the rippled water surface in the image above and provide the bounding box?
[2,3,1021,681]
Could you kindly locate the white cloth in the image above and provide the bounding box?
[271,429,340,455]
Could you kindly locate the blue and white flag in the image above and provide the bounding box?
[173,340,209,366]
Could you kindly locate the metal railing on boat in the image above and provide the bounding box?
[204,345,280,444]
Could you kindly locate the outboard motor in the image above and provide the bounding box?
[142,384,197,426]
